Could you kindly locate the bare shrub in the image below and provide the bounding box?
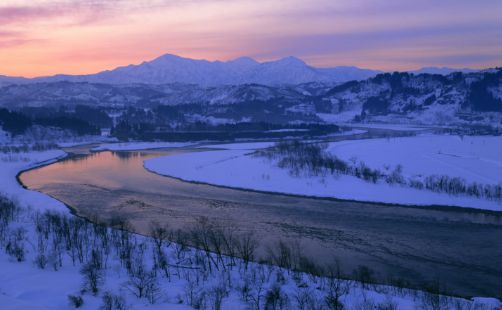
[264,283,290,310]
[267,240,293,270]
[100,292,128,310]
[353,266,374,289]
[126,249,161,304]
[324,264,349,310]
[208,281,229,310]
[5,227,26,262]
[68,295,84,308]
[295,286,322,310]
[150,222,171,279]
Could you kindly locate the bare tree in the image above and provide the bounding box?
[325,264,349,310]
[235,232,258,270]
[80,260,103,295]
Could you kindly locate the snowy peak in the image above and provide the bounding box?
[228,56,259,66]
[0,55,488,87]
[272,56,307,66]
[9,54,380,86]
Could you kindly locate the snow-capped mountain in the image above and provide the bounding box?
[1,54,381,86]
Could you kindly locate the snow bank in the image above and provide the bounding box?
[199,142,275,150]
[92,141,194,151]
[145,145,502,211]
[339,122,429,131]
[0,150,68,212]
[322,129,367,137]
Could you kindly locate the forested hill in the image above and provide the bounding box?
[316,68,502,124]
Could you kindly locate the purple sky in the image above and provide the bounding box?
[1,0,501,77]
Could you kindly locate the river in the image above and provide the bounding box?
[19,143,502,298]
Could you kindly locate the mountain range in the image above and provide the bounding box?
[0,54,481,87]
[1,68,501,128]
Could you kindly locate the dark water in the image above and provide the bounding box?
[20,149,502,298]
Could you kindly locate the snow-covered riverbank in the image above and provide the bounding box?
[0,150,68,212]
[92,141,195,151]
[145,136,502,211]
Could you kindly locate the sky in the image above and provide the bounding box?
[0,0,501,77]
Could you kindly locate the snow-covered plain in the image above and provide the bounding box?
[145,137,502,211]
[1,144,501,309]
[328,135,502,184]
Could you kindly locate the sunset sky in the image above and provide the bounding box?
[1,0,501,77]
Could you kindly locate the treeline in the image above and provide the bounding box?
[0,142,58,154]
[0,107,101,136]
[257,141,502,201]
[112,120,340,142]
[469,69,502,112]
[256,141,385,183]
[0,196,469,310]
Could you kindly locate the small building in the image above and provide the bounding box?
[100,128,111,137]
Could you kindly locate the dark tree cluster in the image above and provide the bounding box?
[0,107,101,136]
[468,70,502,112]
[257,141,381,183]
[0,108,32,135]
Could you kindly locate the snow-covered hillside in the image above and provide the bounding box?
[0,82,315,109]
[1,69,501,127]
[317,69,502,125]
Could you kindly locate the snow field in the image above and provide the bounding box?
[145,137,502,210]
[328,134,502,184]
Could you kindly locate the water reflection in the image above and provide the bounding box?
[111,151,149,160]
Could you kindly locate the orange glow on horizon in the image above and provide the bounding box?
[1,0,501,77]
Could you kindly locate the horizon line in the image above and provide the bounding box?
[1,53,494,79]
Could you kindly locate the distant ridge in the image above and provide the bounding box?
[411,67,479,75]
[0,54,484,86]
[1,54,381,86]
